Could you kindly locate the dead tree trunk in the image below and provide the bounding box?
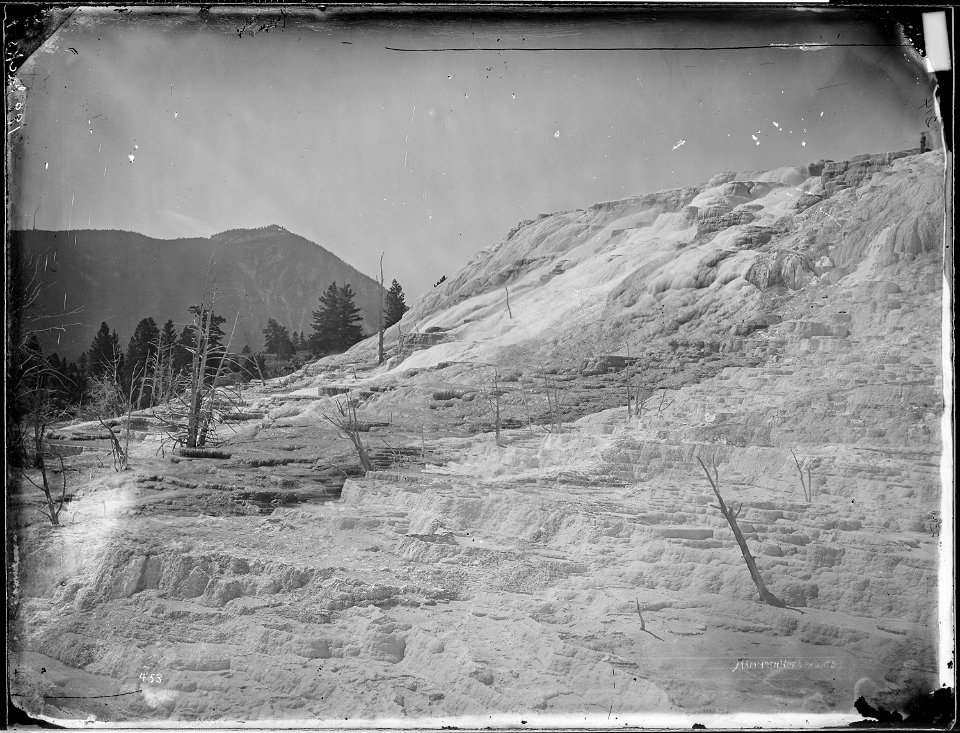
[378,254,385,365]
[504,286,512,319]
[186,306,213,448]
[698,457,785,608]
[490,369,503,446]
[99,418,127,471]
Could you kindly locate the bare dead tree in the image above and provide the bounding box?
[504,285,513,319]
[144,330,181,408]
[185,296,215,448]
[624,351,656,422]
[697,457,785,608]
[96,353,147,471]
[540,367,564,433]
[321,397,373,472]
[99,417,127,472]
[195,308,241,448]
[6,251,84,468]
[516,380,536,434]
[17,375,70,525]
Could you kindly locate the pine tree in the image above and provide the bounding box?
[87,322,116,379]
[337,283,364,348]
[110,329,124,381]
[309,282,365,355]
[149,318,180,405]
[124,317,160,400]
[309,282,341,355]
[174,325,195,374]
[278,329,295,360]
[160,319,178,349]
[384,279,409,328]
[262,318,293,356]
[188,306,226,350]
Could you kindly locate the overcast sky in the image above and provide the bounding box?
[10,7,936,300]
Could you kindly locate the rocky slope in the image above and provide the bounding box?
[9,225,382,359]
[7,149,948,725]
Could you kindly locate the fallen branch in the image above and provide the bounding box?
[178,447,232,460]
[790,449,813,503]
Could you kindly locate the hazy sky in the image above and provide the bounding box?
[10,7,936,299]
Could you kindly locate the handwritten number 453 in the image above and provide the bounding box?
[139,672,162,685]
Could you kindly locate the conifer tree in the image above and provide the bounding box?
[384,279,409,328]
[262,318,293,356]
[337,283,364,348]
[124,317,160,400]
[310,282,341,355]
[87,321,116,378]
[160,319,178,349]
[188,306,226,350]
[111,330,124,390]
[309,282,365,355]
[278,329,295,360]
[174,325,194,374]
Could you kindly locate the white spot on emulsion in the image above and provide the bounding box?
[672,139,686,150]
[802,141,807,147]
[128,154,135,163]
[772,121,780,128]
[45,162,48,170]
[819,111,824,117]
[174,112,179,119]
[554,130,560,138]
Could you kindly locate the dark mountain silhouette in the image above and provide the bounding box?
[9,225,382,360]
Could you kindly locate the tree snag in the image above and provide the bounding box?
[698,457,785,608]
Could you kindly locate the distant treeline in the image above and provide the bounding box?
[13,278,410,419]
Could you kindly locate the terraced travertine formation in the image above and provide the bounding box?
[8,149,948,724]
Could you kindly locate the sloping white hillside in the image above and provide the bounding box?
[9,148,947,726]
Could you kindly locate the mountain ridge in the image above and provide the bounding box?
[10,225,383,359]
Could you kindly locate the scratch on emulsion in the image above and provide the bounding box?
[403,104,416,169]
